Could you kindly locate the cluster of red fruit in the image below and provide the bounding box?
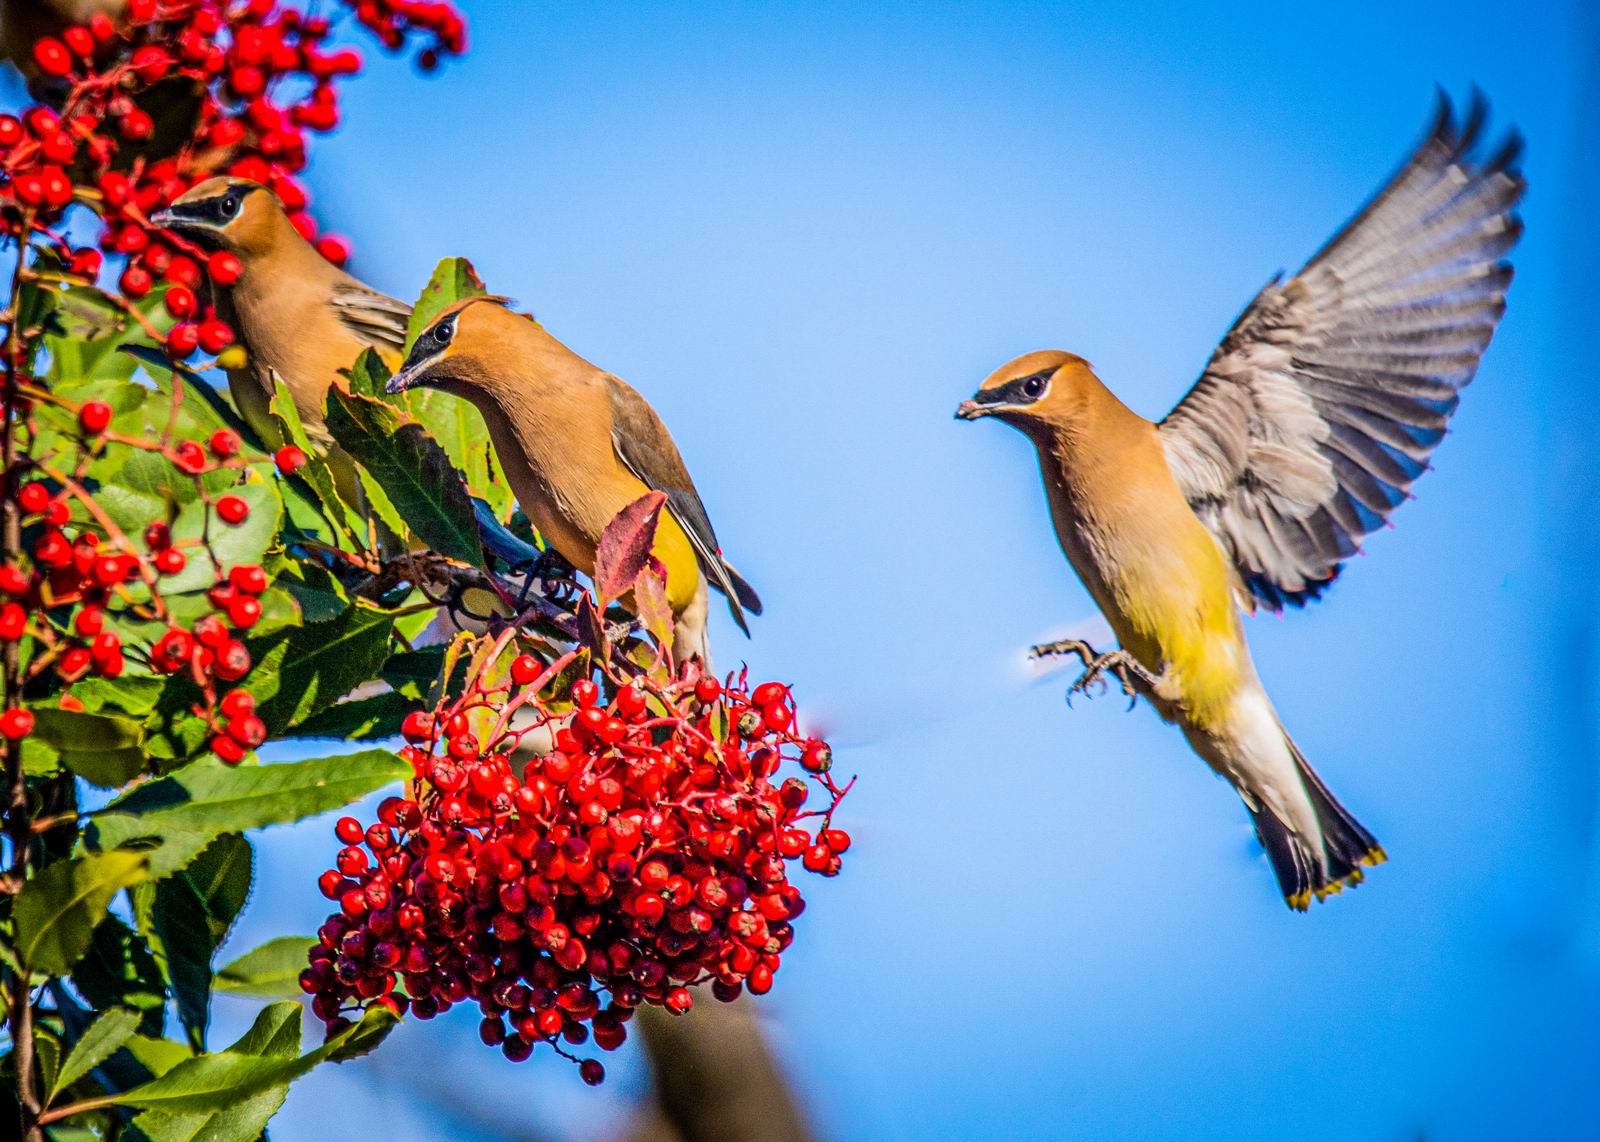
[2,396,276,764]
[1,0,464,360]
[303,657,850,1082]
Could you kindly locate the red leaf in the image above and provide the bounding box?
[594,491,666,605]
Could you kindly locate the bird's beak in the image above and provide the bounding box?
[954,398,989,421]
[385,365,423,395]
[149,207,176,228]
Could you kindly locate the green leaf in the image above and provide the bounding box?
[115,1007,396,1113]
[149,836,253,1049]
[49,1006,141,1103]
[379,646,446,699]
[14,852,148,974]
[157,480,282,595]
[227,1001,302,1058]
[85,751,410,877]
[290,689,410,740]
[325,380,483,565]
[267,370,363,543]
[72,676,165,718]
[126,1084,288,1142]
[248,605,395,734]
[404,256,486,352]
[214,937,315,1000]
[72,916,166,1036]
[29,707,146,788]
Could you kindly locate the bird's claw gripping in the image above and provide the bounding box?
[1030,639,1155,706]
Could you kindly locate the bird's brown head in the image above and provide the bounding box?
[150,177,283,257]
[386,296,518,398]
[955,350,1098,432]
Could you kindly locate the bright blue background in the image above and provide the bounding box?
[220,2,1598,1139]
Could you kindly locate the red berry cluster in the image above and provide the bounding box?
[1,0,465,360]
[2,394,278,765]
[303,651,850,1082]
[345,1,466,70]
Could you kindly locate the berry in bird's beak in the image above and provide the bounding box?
[955,398,985,420]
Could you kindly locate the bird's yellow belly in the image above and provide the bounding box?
[1064,515,1244,730]
[499,454,702,617]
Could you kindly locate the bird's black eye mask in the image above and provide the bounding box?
[974,368,1055,408]
[165,187,252,230]
[400,317,456,375]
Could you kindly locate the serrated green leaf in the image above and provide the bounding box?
[71,676,165,718]
[289,690,409,740]
[379,646,446,698]
[49,1006,141,1103]
[72,917,166,1036]
[325,380,483,565]
[114,1007,395,1113]
[247,605,395,734]
[157,480,282,595]
[126,1083,288,1142]
[84,751,410,878]
[29,707,147,788]
[215,937,316,1000]
[14,852,149,974]
[149,836,253,1049]
[227,1001,302,1058]
[404,257,486,352]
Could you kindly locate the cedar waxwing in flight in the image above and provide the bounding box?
[956,93,1523,909]
[385,297,761,664]
[151,177,411,456]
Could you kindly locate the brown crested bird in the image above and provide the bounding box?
[151,177,411,457]
[386,296,761,664]
[956,93,1523,909]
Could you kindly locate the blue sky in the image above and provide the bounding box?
[210,2,1599,1138]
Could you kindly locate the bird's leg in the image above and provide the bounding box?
[1029,639,1157,704]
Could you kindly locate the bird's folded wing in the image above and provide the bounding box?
[329,282,412,356]
[604,375,761,632]
[1157,91,1524,612]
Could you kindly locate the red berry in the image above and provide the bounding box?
[198,319,234,355]
[578,1059,605,1086]
[78,401,112,435]
[274,446,307,475]
[215,495,249,525]
[32,37,73,77]
[207,251,242,285]
[17,483,50,514]
[154,548,186,575]
[0,709,35,740]
[510,654,540,686]
[230,564,268,595]
[213,735,247,764]
[163,285,197,319]
[0,605,26,641]
[166,323,200,358]
[120,266,153,298]
[227,595,262,629]
[571,679,599,708]
[220,690,255,719]
[209,429,240,458]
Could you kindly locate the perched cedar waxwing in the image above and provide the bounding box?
[957,93,1523,909]
[385,297,761,664]
[151,177,411,455]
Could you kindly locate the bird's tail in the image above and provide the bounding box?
[1251,736,1387,911]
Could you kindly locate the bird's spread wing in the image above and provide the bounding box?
[329,282,411,356]
[605,375,761,633]
[1157,92,1524,611]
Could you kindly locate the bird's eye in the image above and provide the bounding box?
[220,193,240,218]
[434,321,454,345]
[1023,375,1047,398]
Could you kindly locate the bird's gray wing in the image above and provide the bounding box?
[1158,92,1524,611]
[605,375,761,633]
[329,282,411,355]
